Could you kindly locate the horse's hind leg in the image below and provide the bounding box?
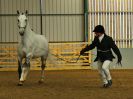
[38,56,47,83]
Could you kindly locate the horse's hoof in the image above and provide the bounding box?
[17,81,24,86]
[38,79,44,84]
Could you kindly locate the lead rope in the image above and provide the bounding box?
[51,53,81,63]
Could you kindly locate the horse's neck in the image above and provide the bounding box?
[25,22,32,34]
[21,22,34,45]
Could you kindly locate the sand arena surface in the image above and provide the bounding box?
[0,70,133,99]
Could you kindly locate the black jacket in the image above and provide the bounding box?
[82,34,122,62]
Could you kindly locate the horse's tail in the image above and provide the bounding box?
[46,50,58,67]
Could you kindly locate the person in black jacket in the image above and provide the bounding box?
[80,25,122,88]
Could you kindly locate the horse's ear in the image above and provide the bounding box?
[25,10,28,16]
[17,10,20,15]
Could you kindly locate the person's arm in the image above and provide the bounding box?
[110,37,122,65]
[80,37,97,55]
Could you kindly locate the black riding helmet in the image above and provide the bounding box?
[93,25,105,33]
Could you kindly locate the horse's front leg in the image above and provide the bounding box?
[38,56,47,84]
[18,56,31,86]
[18,56,23,79]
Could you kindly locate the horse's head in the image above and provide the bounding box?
[17,10,28,36]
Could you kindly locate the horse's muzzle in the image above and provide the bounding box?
[19,32,24,36]
[19,27,25,36]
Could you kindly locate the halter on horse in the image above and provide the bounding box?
[17,10,49,86]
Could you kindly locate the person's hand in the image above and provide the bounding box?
[116,58,122,66]
[80,49,85,55]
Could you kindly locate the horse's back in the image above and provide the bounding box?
[35,34,48,48]
[32,34,49,58]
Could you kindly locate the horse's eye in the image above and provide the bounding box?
[25,19,27,21]
[17,19,19,22]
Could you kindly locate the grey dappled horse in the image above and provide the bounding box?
[17,10,49,86]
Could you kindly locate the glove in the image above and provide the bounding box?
[116,58,122,66]
[80,49,85,55]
